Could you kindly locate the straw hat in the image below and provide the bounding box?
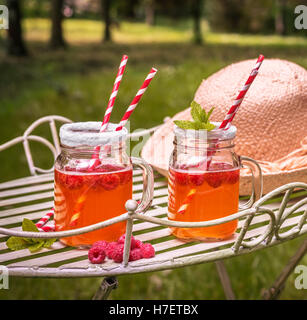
[141,58,307,195]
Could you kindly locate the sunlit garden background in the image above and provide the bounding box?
[0,0,306,300]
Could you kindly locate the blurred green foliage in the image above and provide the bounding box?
[206,0,306,35]
[22,0,307,35]
[0,17,306,300]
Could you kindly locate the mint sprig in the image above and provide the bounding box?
[174,101,216,131]
[6,218,56,253]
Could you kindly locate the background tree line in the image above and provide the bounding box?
[4,0,305,57]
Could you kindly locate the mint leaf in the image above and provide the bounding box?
[174,120,216,131]
[43,238,57,248]
[206,107,214,123]
[199,109,208,123]
[28,241,44,253]
[6,237,29,251]
[6,218,57,253]
[190,101,204,122]
[22,218,45,244]
[174,120,196,130]
[174,101,215,132]
[201,122,216,131]
[193,121,206,130]
[22,218,39,232]
[193,122,216,131]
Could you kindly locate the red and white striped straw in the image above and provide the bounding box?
[70,67,157,227]
[219,54,264,130]
[177,189,197,215]
[35,208,54,229]
[178,55,265,214]
[37,223,55,232]
[36,208,55,232]
[100,55,128,132]
[37,56,129,232]
[205,55,264,171]
[116,67,158,131]
[89,54,129,168]
[68,67,157,227]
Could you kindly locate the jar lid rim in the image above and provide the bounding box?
[59,122,128,147]
[173,122,237,140]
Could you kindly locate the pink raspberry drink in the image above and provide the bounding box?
[168,123,263,241]
[54,122,154,247]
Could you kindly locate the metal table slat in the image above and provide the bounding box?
[0,174,54,190]
[2,208,305,268]
[0,207,55,226]
[0,183,55,198]
[55,216,307,271]
[0,170,306,277]
[0,191,54,207]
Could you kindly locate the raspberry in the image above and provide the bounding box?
[118,234,137,249]
[112,243,124,263]
[205,163,238,187]
[129,248,143,261]
[204,172,223,188]
[118,170,132,185]
[140,243,155,259]
[88,246,106,264]
[84,175,99,188]
[189,173,205,186]
[226,170,240,184]
[174,171,189,186]
[66,175,83,189]
[55,170,66,186]
[105,242,117,259]
[97,174,120,191]
[134,239,143,249]
[92,240,109,250]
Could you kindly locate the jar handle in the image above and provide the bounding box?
[239,156,263,210]
[131,157,154,214]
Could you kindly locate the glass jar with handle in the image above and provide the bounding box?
[54,122,154,247]
[168,122,262,240]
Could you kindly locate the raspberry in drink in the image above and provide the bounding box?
[168,163,239,240]
[54,165,132,246]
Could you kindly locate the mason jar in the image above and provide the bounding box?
[168,122,262,241]
[54,122,154,247]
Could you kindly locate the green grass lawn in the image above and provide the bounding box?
[0,18,306,300]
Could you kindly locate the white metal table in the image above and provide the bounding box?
[0,116,306,300]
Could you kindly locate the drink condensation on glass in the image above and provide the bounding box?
[168,122,262,241]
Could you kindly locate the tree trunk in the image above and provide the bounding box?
[50,0,66,48]
[126,0,137,20]
[101,0,112,42]
[6,0,27,56]
[275,0,287,36]
[192,0,203,44]
[145,0,155,26]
